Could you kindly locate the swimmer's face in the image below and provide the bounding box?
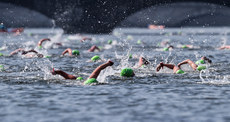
[37,54,43,58]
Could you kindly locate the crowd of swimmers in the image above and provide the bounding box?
[4,30,230,85]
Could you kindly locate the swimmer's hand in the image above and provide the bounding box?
[51,68,56,75]
[107,60,114,66]
[156,62,164,72]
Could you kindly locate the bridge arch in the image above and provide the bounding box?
[118,2,230,28]
[1,0,230,33]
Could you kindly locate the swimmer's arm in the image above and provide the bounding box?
[10,48,25,55]
[80,37,92,42]
[89,60,114,79]
[177,60,189,68]
[22,49,38,55]
[156,62,164,71]
[62,48,72,56]
[37,38,51,46]
[88,45,100,52]
[52,70,76,79]
[178,59,197,70]
[218,45,230,50]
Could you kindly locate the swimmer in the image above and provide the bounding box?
[158,40,170,47]
[181,45,193,49]
[80,37,92,42]
[148,24,165,29]
[156,56,212,73]
[120,68,135,77]
[163,45,174,51]
[51,60,114,85]
[88,45,100,52]
[0,23,7,32]
[62,48,80,56]
[137,56,150,68]
[218,45,230,50]
[10,48,43,58]
[37,38,51,48]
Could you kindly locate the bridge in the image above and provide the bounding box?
[1,0,230,33]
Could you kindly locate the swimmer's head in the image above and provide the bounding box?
[129,54,132,59]
[0,65,4,71]
[163,48,169,51]
[176,69,184,74]
[108,40,112,44]
[98,46,103,50]
[37,54,43,58]
[197,65,206,71]
[44,55,51,58]
[84,78,98,85]
[137,40,142,44]
[72,50,80,55]
[0,53,3,56]
[120,68,135,77]
[91,55,100,62]
[195,59,205,65]
[76,77,83,80]
[182,45,188,48]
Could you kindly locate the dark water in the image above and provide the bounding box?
[1,28,230,122]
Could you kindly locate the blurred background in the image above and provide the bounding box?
[0,0,230,33]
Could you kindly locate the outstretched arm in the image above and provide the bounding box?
[177,59,197,71]
[37,38,51,46]
[51,69,76,79]
[10,48,25,56]
[89,60,114,79]
[218,45,230,50]
[62,48,72,56]
[80,37,92,42]
[22,49,38,55]
[88,45,100,52]
[156,62,175,71]
[156,62,180,73]
[21,49,43,58]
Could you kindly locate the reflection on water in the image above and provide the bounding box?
[1,27,230,122]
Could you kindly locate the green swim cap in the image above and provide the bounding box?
[127,35,133,40]
[72,50,80,55]
[137,40,142,44]
[91,55,100,62]
[163,48,169,51]
[76,77,83,80]
[98,46,103,50]
[197,65,206,71]
[44,56,51,58]
[0,53,3,56]
[129,54,132,59]
[176,69,184,74]
[38,45,42,49]
[195,59,205,65]
[108,40,112,44]
[157,42,160,46]
[0,65,4,71]
[120,68,134,77]
[182,45,188,48]
[84,78,98,85]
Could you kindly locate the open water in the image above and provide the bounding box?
[0,27,230,122]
